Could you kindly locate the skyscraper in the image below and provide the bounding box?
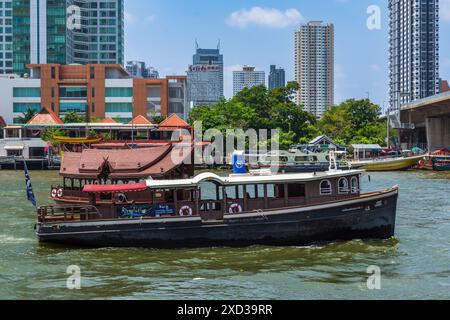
[4,0,124,76]
[0,0,13,75]
[268,65,286,90]
[232,66,265,96]
[294,21,334,118]
[126,61,159,79]
[389,0,439,115]
[187,42,224,107]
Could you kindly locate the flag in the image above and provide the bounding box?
[23,161,37,207]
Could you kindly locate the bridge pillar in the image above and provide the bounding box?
[426,117,450,150]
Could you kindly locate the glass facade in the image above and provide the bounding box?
[13,102,41,112]
[105,87,132,97]
[105,102,132,113]
[59,102,87,113]
[12,0,30,76]
[46,0,66,64]
[13,87,40,97]
[0,0,13,74]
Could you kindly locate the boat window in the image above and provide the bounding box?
[275,184,285,199]
[280,157,289,162]
[295,156,309,162]
[266,184,276,198]
[320,180,332,195]
[338,178,350,194]
[288,184,306,197]
[351,177,359,193]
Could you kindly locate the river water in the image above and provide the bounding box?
[0,170,449,300]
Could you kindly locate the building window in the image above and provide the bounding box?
[59,103,87,113]
[13,103,41,113]
[320,180,332,195]
[105,103,132,113]
[105,87,133,97]
[13,88,41,98]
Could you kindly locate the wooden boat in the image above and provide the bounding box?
[418,149,450,171]
[35,169,399,248]
[53,136,104,144]
[349,155,422,172]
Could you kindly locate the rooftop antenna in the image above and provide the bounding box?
[195,39,199,50]
[217,39,221,51]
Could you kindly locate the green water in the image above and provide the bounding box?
[0,170,449,300]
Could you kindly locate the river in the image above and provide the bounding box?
[0,170,449,300]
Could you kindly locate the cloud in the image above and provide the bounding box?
[226,7,303,29]
[124,11,137,24]
[124,12,157,25]
[441,0,450,22]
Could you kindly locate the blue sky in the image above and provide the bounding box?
[124,0,450,110]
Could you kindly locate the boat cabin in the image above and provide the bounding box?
[39,170,364,223]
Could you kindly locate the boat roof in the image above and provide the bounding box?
[145,170,364,189]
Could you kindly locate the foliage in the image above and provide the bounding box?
[63,112,85,124]
[41,129,65,146]
[17,108,37,124]
[152,116,167,124]
[188,83,317,149]
[318,99,389,146]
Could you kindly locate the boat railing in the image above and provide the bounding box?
[37,205,102,223]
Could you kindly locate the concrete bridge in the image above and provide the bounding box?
[400,91,450,150]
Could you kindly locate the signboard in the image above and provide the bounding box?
[119,204,176,219]
[188,64,220,72]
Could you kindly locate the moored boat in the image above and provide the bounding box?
[36,168,399,248]
[349,155,423,171]
[418,149,450,171]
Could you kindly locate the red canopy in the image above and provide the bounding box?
[83,183,147,194]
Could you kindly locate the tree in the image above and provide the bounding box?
[17,108,37,124]
[63,112,85,124]
[151,116,167,124]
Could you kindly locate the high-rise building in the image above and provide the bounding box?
[126,61,159,79]
[3,0,124,76]
[268,65,285,90]
[294,21,334,118]
[389,0,439,115]
[187,42,224,107]
[232,66,265,96]
[0,0,13,75]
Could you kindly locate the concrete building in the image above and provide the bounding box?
[1,0,124,77]
[294,21,334,118]
[268,65,285,90]
[232,66,265,96]
[187,43,224,107]
[389,0,440,116]
[126,61,159,79]
[0,64,188,124]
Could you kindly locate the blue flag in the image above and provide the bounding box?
[23,161,37,207]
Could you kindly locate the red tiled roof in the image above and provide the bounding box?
[101,118,117,124]
[0,116,6,127]
[28,107,64,125]
[158,114,190,129]
[128,115,154,125]
[60,144,193,180]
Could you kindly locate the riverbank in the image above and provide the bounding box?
[0,170,449,299]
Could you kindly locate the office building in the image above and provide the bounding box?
[187,42,224,106]
[0,64,188,124]
[0,0,12,75]
[232,66,265,96]
[294,21,334,118]
[126,61,159,79]
[268,65,286,89]
[389,0,440,113]
[2,0,124,76]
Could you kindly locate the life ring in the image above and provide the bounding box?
[179,206,193,216]
[117,193,128,204]
[57,188,63,198]
[229,203,243,214]
[51,188,58,198]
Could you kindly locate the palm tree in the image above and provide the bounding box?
[17,108,37,124]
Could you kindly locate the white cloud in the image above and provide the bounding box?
[226,7,303,29]
[125,12,156,25]
[441,0,450,22]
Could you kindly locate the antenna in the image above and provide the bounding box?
[195,39,199,50]
[217,39,221,51]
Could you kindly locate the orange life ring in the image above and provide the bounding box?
[229,203,243,214]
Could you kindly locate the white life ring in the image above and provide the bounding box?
[117,193,128,204]
[229,203,243,214]
[179,206,193,216]
[57,188,63,198]
[51,188,58,198]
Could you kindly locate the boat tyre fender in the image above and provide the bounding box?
[117,193,128,204]
[51,188,58,199]
[57,188,63,198]
[229,203,243,214]
[179,206,193,216]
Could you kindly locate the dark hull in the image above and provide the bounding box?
[36,190,398,249]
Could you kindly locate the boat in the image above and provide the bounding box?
[418,149,450,171]
[53,136,104,144]
[251,149,351,173]
[349,155,423,171]
[35,167,399,248]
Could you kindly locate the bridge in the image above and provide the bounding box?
[399,91,450,150]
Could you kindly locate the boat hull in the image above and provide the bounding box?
[351,156,422,172]
[36,189,399,249]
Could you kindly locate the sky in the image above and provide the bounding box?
[124,0,450,110]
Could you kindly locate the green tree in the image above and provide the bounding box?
[63,112,85,124]
[151,116,167,124]
[17,108,37,124]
